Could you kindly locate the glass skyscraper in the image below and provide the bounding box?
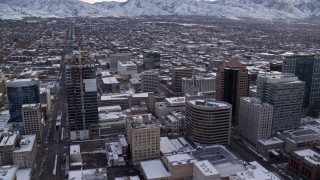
[282,53,320,116]
[6,79,40,123]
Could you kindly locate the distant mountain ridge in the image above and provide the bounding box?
[0,0,320,21]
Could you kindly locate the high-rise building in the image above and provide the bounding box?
[66,53,98,140]
[185,99,232,145]
[143,51,160,69]
[216,59,249,125]
[281,52,320,116]
[125,115,160,164]
[141,70,159,93]
[182,75,215,94]
[257,72,305,133]
[22,103,43,142]
[6,79,40,123]
[238,97,273,147]
[171,67,193,92]
[109,53,132,71]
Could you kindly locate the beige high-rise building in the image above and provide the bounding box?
[171,67,193,92]
[109,53,132,71]
[22,103,43,142]
[126,115,160,164]
[238,97,273,147]
[216,59,249,125]
[141,70,159,93]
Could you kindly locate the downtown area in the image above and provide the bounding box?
[0,17,319,180]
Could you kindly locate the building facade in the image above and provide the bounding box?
[282,53,320,116]
[22,103,43,142]
[6,79,40,123]
[257,72,305,133]
[65,53,99,140]
[288,148,320,180]
[13,135,37,169]
[126,116,160,164]
[215,59,249,125]
[141,70,159,93]
[238,97,273,147]
[185,99,232,145]
[182,75,215,94]
[171,67,193,92]
[109,53,132,71]
[143,51,160,69]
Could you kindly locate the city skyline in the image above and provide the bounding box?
[81,0,127,3]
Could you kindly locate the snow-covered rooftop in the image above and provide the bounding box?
[194,160,219,177]
[294,149,320,165]
[70,144,81,155]
[14,135,36,153]
[140,159,172,179]
[258,137,284,146]
[160,137,178,154]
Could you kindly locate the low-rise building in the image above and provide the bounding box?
[257,137,284,158]
[277,123,320,153]
[155,97,185,119]
[193,160,220,180]
[229,161,280,180]
[105,135,128,166]
[0,165,18,180]
[140,159,172,180]
[70,145,82,168]
[163,153,198,179]
[0,132,19,166]
[288,148,320,180]
[13,135,37,169]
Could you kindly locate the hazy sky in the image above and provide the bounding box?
[82,0,127,3]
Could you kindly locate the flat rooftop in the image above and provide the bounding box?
[14,135,36,153]
[189,99,231,109]
[194,160,219,177]
[68,168,107,180]
[192,145,237,165]
[258,137,284,146]
[166,153,197,165]
[294,149,320,165]
[140,159,172,179]
[0,133,18,147]
[160,137,178,154]
[277,127,320,144]
[70,144,81,155]
[0,165,17,180]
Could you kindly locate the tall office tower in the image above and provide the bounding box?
[185,99,232,145]
[141,70,159,93]
[109,53,132,71]
[22,103,43,142]
[66,53,98,140]
[282,53,320,116]
[182,75,215,94]
[6,79,40,123]
[238,97,273,147]
[171,67,193,92]
[257,72,305,133]
[126,115,160,164]
[143,51,160,69]
[216,59,249,125]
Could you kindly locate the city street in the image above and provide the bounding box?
[228,138,291,180]
[33,26,73,180]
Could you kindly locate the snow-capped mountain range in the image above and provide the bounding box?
[0,0,319,21]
